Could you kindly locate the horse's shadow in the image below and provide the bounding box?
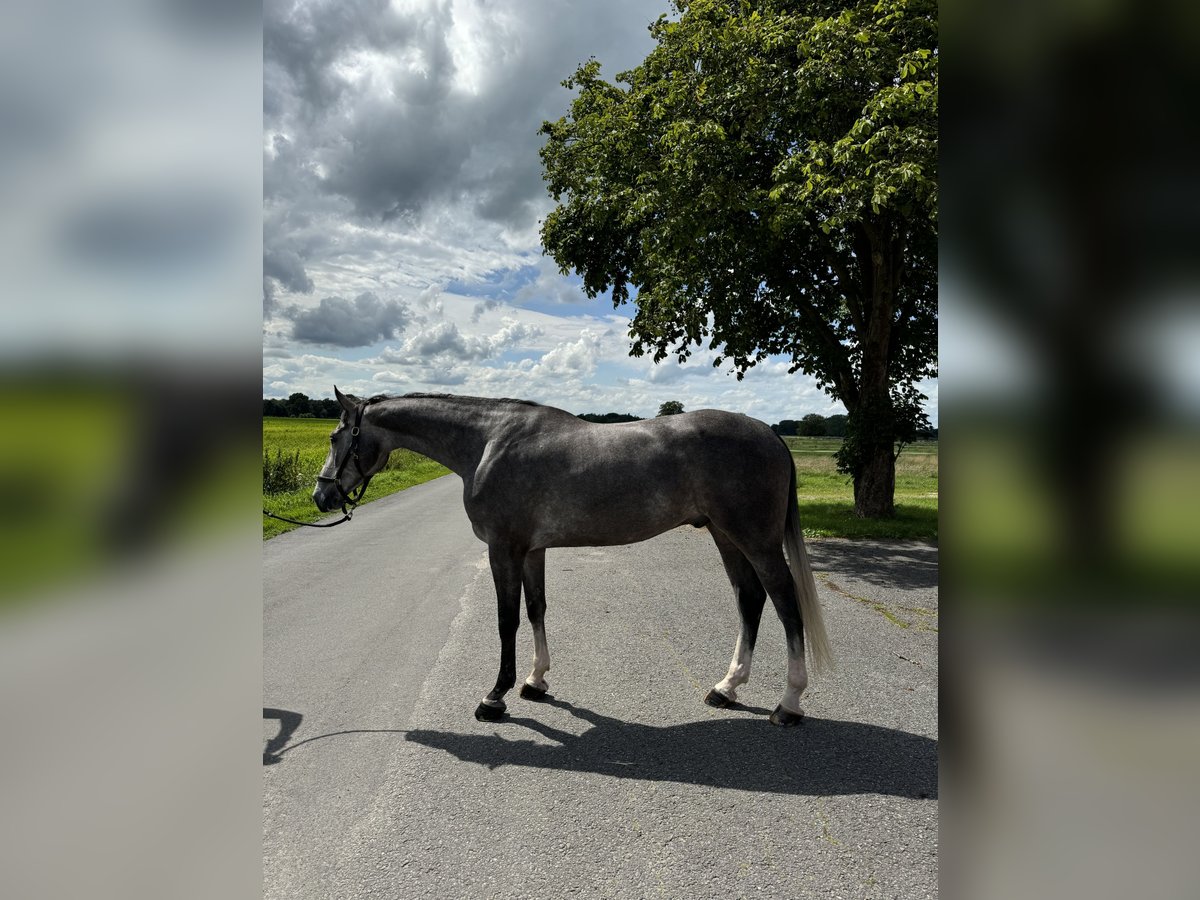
[404,697,937,799]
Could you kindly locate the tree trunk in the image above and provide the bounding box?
[849,223,899,519]
[853,439,896,519]
[841,385,900,519]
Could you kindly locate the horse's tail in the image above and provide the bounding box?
[784,453,834,674]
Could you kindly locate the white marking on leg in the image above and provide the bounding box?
[714,634,753,701]
[779,644,809,715]
[525,624,550,691]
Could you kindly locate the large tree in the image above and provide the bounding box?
[540,0,937,517]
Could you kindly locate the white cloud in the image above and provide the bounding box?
[263,0,663,311]
[368,315,545,367]
[372,370,408,384]
[531,330,604,377]
[513,256,589,306]
[288,292,411,347]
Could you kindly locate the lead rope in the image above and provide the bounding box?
[262,507,354,528]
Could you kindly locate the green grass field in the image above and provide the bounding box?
[262,417,449,539]
[263,421,938,542]
[782,436,938,540]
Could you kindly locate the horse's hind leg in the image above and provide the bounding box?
[749,551,809,727]
[704,529,767,708]
[475,543,524,722]
[519,549,552,701]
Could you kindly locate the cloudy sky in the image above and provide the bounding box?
[263,0,937,425]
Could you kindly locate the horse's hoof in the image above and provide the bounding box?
[474,700,507,722]
[703,688,733,708]
[769,704,804,727]
[519,682,549,701]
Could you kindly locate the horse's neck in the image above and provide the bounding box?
[367,398,497,477]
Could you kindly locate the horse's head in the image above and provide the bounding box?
[312,386,389,513]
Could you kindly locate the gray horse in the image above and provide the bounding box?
[313,388,832,726]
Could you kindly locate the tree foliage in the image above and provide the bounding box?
[798,413,827,436]
[824,413,848,437]
[657,400,686,416]
[263,398,289,417]
[264,394,342,419]
[540,0,937,516]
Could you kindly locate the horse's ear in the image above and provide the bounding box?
[334,386,356,415]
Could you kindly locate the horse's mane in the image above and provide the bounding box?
[365,392,544,409]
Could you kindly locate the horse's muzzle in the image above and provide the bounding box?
[312,483,337,513]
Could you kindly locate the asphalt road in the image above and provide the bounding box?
[264,474,938,899]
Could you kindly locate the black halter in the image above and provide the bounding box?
[263,402,372,529]
[314,402,374,509]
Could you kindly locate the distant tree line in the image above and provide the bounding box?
[771,413,935,440]
[263,393,342,419]
[772,413,848,437]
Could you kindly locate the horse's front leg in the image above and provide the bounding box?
[474,543,525,722]
[519,549,551,701]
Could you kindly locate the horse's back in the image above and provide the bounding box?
[466,407,790,549]
[530,407,784,484]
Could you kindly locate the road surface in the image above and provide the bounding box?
[264,474,938,898]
